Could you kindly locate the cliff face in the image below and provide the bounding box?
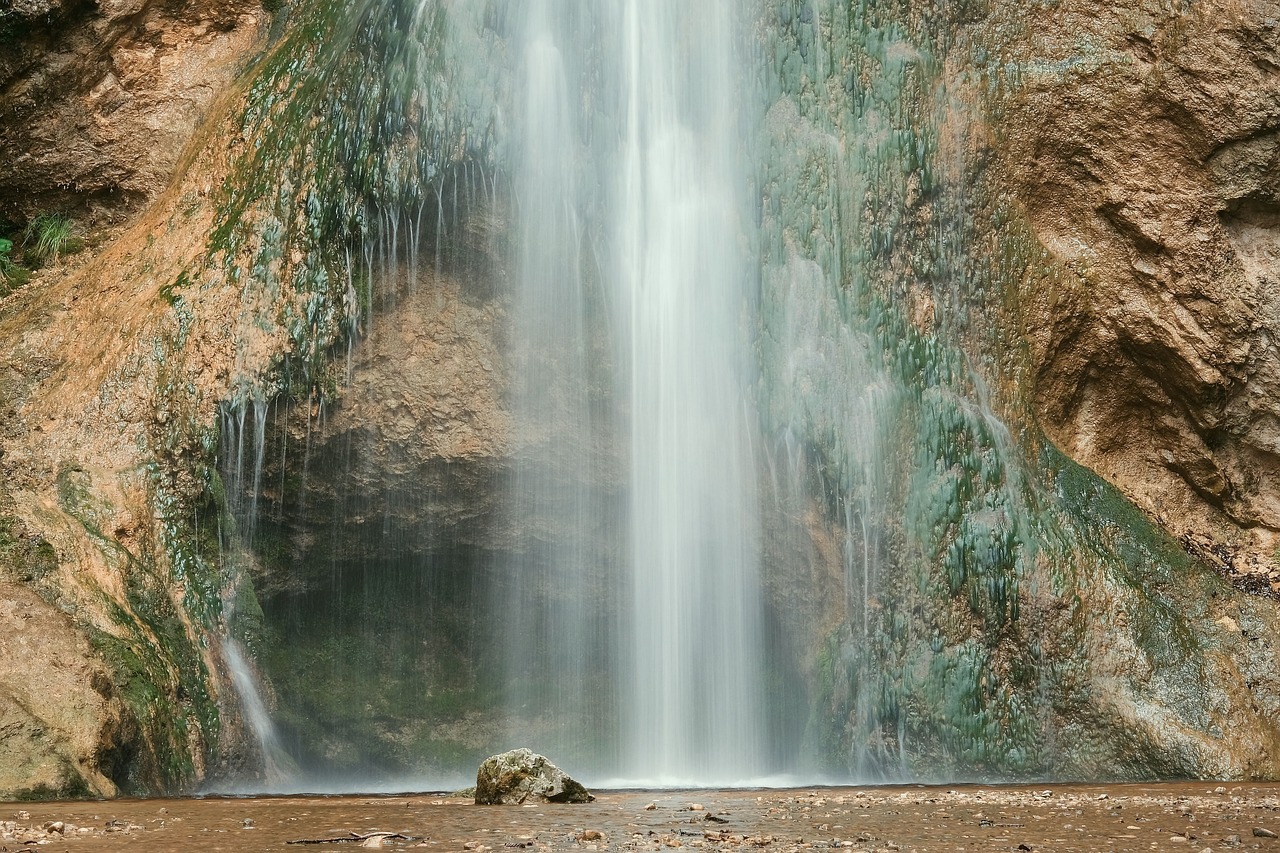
[0,0,1279,795]
[1008,0,1280,586]
[0,0,266,226]
[0,0,270,797]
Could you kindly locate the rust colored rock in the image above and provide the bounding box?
[0,0,270,225]
[1005,0,1280,571]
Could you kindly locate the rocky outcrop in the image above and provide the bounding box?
[0,573,134,799]
[0,0,272,797]
[251,247,515,573]
[1006,0,1280,581]
[475,749,593,805]
[0,0,269,226]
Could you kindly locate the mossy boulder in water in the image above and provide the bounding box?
[474,749,593,805]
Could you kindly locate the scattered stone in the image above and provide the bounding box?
[578,830,605,841]
[43,821,64,834]
[689,804,705,811]
[644,803,657,811]
[1215,787,1228,794]
[474,748,593,805]
[244,817,256,828]
[1254,827,1278,839]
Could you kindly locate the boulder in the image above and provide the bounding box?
[474,749,593,805]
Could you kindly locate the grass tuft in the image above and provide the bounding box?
[22,213,79,267]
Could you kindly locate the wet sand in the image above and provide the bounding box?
[2,784,1279,852]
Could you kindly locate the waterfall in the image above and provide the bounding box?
[221,0,774,789]
[613,3,764,784]
[502,0,765,783]
[206,0,1226,791]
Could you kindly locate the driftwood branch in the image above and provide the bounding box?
[287,830,414,845]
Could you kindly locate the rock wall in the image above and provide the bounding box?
[756,0,1280,779]
[0,0,270,796]
[1008,0,1280,586]
[0,0,268,226]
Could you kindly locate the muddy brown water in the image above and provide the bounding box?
[2,784,1280,852]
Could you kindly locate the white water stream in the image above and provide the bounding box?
[506,0,765,784]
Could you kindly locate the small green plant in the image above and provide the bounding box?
[0,237,28,290]
[22,213,78,267]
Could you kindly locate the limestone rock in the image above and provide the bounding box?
[1006,0,1280,570]
[474,749,592,805]
[0,0,270,225]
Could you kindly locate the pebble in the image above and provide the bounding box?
[1254,827,1278,839]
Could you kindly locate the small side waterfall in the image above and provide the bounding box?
[217,398,297,790]
[222,637,294,787]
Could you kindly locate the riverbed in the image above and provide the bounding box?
[3,784,1279,852]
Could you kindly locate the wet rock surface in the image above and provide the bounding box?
[4,784,1280,851]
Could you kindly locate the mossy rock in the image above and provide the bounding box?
[474,749,592,805]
